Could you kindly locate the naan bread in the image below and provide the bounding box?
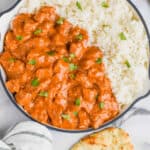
[71,127,134,150]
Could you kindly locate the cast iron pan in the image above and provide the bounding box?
[0,0,150,133]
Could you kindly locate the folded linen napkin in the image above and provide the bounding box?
[0,121,53,150]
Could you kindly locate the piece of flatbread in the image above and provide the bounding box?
[71,127,134,150]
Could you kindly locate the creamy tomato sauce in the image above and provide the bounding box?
[0,6,119,129]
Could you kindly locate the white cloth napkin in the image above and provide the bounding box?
[0,121,53,150]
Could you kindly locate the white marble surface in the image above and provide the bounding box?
[0,0,150,150]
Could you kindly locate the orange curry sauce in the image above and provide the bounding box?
[0,6,119,129]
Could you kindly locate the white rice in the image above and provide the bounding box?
[19,0,150,105]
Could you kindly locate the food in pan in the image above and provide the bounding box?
[71,127,134,150]
[20,0,149,105]
[0,0,149,130]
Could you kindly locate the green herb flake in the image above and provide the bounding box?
[119,32,127,40]
[47,51,55,56]
[75,34,83,41]
[75,98,81,106]
[125,60,131,68]
[73,111,78,116]
[16,35,23,41]
[62,56,70,63]
[70,74,76,79]
[102,24,110,28]
[69,63,78,71]
[96,58,102,64]
[101,2,109,8]
[70,53,76,59]
[31,78,39,87]
[95,94,99,100]
[56,17,64,25]
[76,1,82,11]
[8,58,16,63]
[39,91,48,97]
[99,102,105,109]
[28,59,36,65]
[61,114,70,120]
[34,29,42,35]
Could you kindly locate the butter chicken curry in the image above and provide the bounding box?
[0,6,119,129]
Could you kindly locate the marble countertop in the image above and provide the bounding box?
[0,0,150,150]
